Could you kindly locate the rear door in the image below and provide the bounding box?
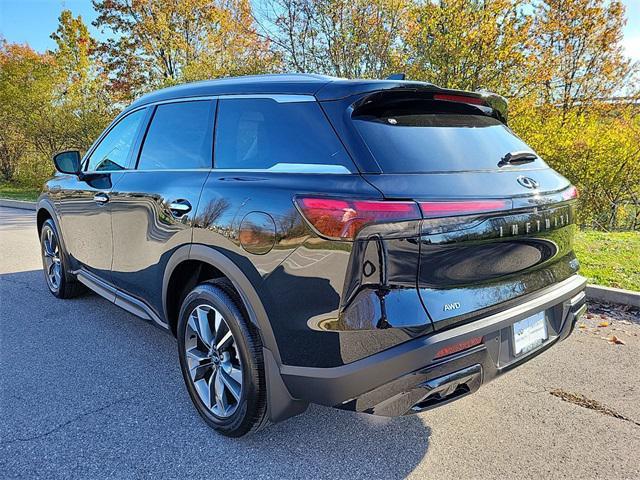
[334,91,580,330]
[109,99,215,319]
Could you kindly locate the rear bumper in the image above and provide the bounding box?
[280,274,587,416]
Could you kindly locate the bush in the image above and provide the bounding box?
[511,101,640,230]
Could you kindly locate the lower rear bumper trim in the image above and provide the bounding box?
[280,274,587,408]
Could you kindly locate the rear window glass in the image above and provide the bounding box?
[214,98,355,172]
[353,101,545,173]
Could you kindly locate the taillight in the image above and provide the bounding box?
[295,197,421,240]
[419,199,510,218]
[562,185,579,200]
[433,93,486,106]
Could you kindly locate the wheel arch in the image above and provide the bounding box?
[36,199,70,258]
[162,244,282,365]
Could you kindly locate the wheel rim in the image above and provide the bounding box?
[184,304,243,418]
[42,227,62,291]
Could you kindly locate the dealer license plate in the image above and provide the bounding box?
[513,312,548,355]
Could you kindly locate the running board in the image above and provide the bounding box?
[74,269,169,329]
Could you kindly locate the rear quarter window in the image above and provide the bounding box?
[352,99,546,173]
[214,98,355,173]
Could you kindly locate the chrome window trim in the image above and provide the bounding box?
[142,94,316,106]
[78,167,354,175]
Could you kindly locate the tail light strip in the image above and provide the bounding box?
[295,186,576,241]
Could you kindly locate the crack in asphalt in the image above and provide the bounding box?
[550,389,640,427]
[0,394,140,446]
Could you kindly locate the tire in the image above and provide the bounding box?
[177,279,267,437]
[40,219,83,299]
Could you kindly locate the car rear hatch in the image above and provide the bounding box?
[340,89,581,331]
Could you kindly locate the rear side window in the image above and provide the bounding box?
[137,100,214,170]
[214,98,355,172]
[353,98,546,173]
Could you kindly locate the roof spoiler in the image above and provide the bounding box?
[475,89,509,123]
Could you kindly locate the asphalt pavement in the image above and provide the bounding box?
[1,206,638,480]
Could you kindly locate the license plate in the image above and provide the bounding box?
[513,312,548,355]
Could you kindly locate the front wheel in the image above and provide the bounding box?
[40,219,83,299]
[177,280,267,437]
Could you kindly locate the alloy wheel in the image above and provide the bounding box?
[42,227,62,291]
[184,304,243,418]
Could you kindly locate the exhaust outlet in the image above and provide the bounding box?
[411,364,482,412]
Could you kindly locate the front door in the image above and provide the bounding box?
[110,99,215,318]
[56,108,148,281]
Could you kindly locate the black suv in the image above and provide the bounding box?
[38,74,587,437]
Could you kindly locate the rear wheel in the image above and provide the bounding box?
[40,219,83,298]
[177,280,267,437]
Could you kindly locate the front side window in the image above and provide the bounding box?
[214,98,355,172]
[86,108,146,172]
[137,100,214,170]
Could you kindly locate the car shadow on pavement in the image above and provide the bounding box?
[0,269,431,480]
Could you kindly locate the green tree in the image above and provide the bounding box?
[530,0,636,119]
[51,10,114,151]
[0,41,60,184]
[401,0,532,94]
[93,0,277,99]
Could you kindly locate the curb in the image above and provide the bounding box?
[0,199,36,211]
[586,285,640,308]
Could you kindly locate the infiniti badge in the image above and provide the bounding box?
[517,176,539,189]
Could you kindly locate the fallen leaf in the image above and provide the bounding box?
[578,323,587,329]
[598,321,610,328]
[607,335,625,345]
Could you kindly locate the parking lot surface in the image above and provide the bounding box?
[1,206,638,479]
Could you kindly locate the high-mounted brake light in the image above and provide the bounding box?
[562,186,579,200]
[295,197,421,240]
[433,93,486,106]
[419,199,510,218]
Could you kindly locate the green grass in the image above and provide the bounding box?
[574,230,640,292]
[0,182,40,202]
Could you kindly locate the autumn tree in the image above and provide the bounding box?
[0,12,112,185]
[0,41,59,182]
[530,0,636,118]
[400,0,532,94]
[51,10,114,151]
[93,0,277,99]
[256,0,409,78]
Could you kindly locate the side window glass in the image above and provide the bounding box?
[214,98,355,172]
[137,100,213,170]
[86,109,146,171]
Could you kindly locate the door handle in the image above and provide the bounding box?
[94,193,109,204]
[169,200,192,216]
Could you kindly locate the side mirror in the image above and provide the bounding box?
[53,150,82,175]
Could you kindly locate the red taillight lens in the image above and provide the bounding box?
[433,93,486,106]
[434,336,483,360]
[295,197,421,240]
[562,185,579,200]
[419,199,510,218]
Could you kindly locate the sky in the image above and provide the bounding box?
[1,0,639,62]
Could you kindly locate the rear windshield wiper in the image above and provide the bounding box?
[498,151,537,167]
